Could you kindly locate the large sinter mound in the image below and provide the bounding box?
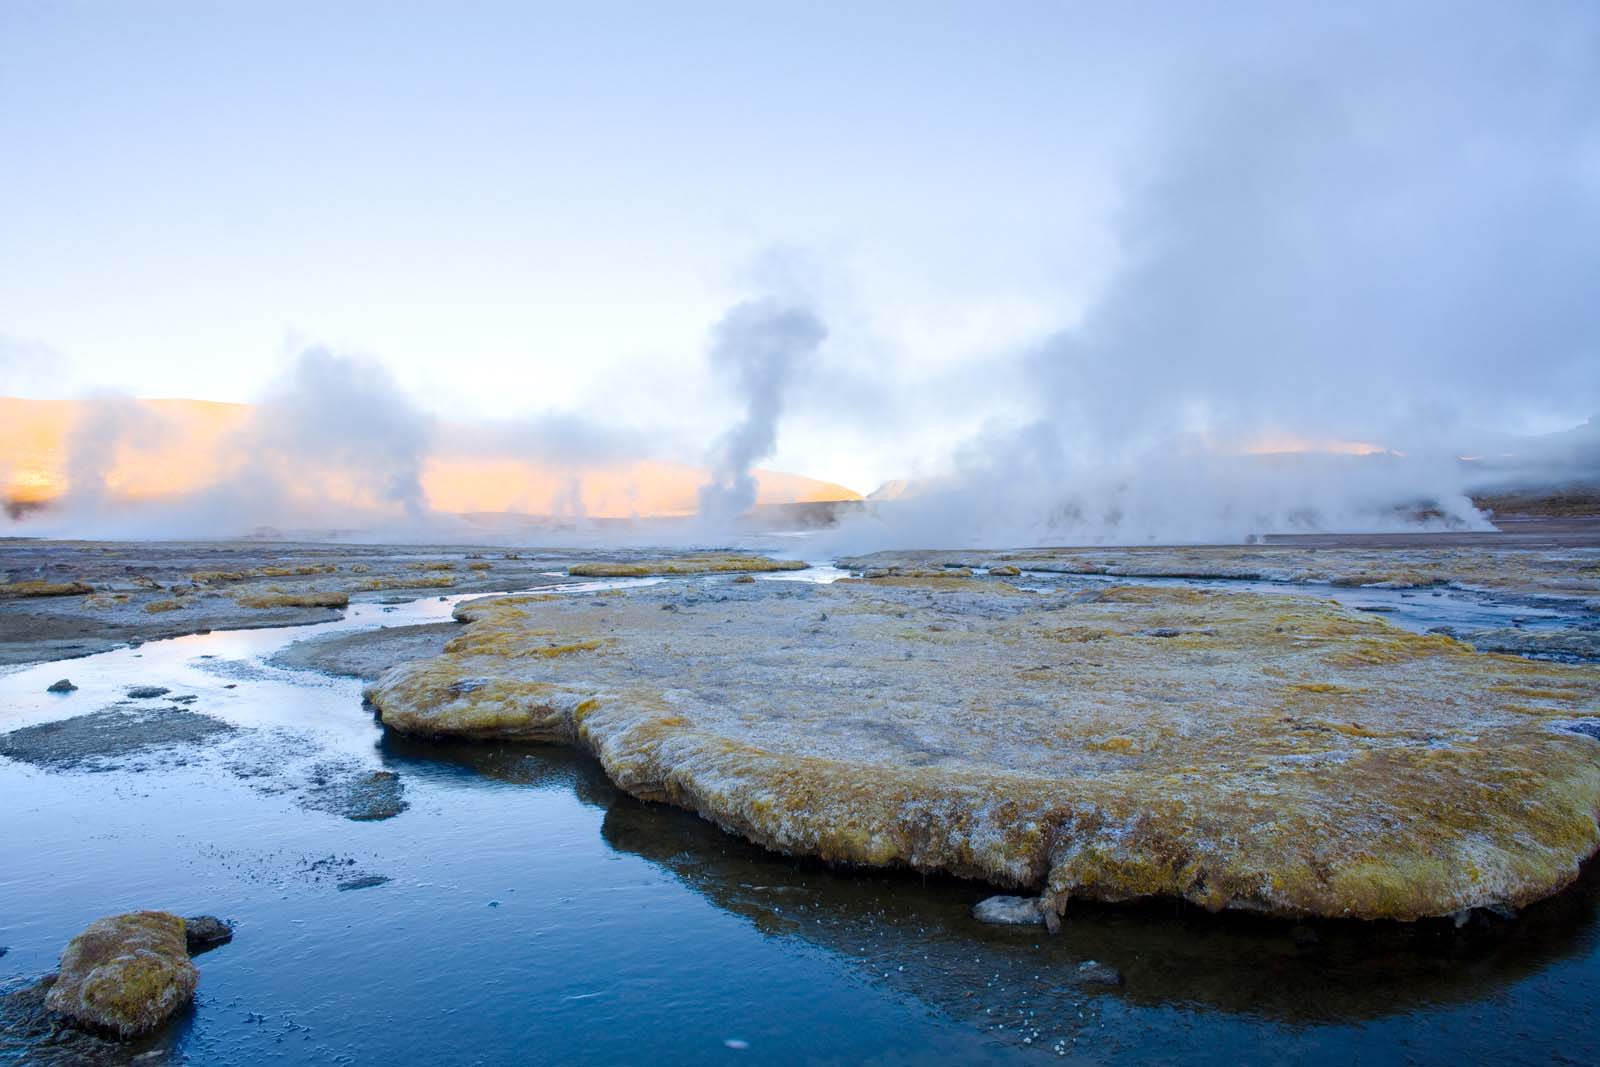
[367,579,1600,921]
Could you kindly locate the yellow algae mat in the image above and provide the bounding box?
[369,578,1600,921]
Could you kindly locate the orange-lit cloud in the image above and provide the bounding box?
[0,397,859,519]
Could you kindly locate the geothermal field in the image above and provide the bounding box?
[2,529,1599,1063]
[6,2,1600,1064]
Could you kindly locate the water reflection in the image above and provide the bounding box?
[378,734,1600,1029]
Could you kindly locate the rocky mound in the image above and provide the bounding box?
[43,912,197,1037]
[367,579,1600,921]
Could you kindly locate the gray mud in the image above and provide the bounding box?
[0,707,236,770]
[269,622,461,681]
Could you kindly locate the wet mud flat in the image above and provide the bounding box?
[3,536,1600,1062]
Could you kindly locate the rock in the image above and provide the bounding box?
[125,686,170,700]
[46,678,77,693]
[43,911,198,1037]
[182,916,233,954]
[987,564,1021,577]
[1070,960,1123,987]
[732,575,756,584]
[1290,924,1320,949]
[973,895,1046,925]
[367,581,1600,920]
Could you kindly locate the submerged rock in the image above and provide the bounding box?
[46,678,77,693]
[973,895,1046,926]
[336,874,391,891]
[1070,960,1124,987]
[367,581,1600,921]
[124,686,169,700]
[44,912,197,1037]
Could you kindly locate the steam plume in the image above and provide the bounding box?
[697,300,827,527]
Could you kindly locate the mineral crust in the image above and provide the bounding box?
[367,579,1600,921]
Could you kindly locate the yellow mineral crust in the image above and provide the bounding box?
[367,583,1600,920]
[233,590,350,609]
[567,555,808,577]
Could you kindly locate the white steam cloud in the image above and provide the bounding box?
[827,8,1600,550]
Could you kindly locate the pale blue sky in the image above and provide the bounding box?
[3,2,1596,493]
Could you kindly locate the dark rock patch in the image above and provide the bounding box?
[183,916,233,955]
[299,762,408,821]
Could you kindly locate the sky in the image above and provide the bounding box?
[2,1,1597,508]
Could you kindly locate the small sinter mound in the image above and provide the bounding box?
[234,590,349,609]
[368,580,1600,922]
[567,554,807,578]
[44,912,198,1038]
[0,581,93,600]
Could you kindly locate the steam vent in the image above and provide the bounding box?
[368,576,1600,921]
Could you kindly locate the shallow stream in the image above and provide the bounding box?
[3,567,1599,1064]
